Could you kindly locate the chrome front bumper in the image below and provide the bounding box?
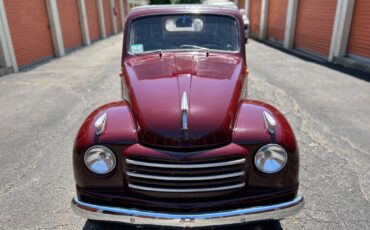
[72,196,304,228]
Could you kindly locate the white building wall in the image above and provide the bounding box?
[0,0,17,72]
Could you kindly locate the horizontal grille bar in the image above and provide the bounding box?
[129,177,244,188]
[127,171,245,181]
[126,157,246,195]
[127,164,243,176]
[128,183,246,193]
[126,158,245,169]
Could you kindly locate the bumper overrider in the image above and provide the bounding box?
[71,196,304,228]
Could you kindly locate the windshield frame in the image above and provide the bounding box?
[126,13,241,56]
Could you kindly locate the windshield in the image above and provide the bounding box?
[128,14,240,54]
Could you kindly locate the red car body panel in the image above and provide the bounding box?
[123,53,244,148]
[74,101,138,153]
[233,100,297,152]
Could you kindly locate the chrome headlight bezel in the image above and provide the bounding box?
[84,145,116,175]
[254,144,288,174]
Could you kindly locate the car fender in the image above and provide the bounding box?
[233,100,299,188]
[73,101,137,188]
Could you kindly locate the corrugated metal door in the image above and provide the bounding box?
[250,0,261,37]
[294,0,338,57]
[115,0,122,32]
[103,0,113,36]
[57,0,83,51]
[4,0,54,68]
[123,0,129,16]
[346,0,370,59]
[267,0,288,43]
[239,0,245,9]
[86,0,100,41]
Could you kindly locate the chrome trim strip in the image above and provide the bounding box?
[127,171,244,181]
[263,111,276,135]
[94,113,107,136]
[128,183,245,193]
[120,77,130,103]
[126,158,246,169]
[181,91,189,140]
[181,91,188,111]
[72,196,304,227]
[239,75,248,101]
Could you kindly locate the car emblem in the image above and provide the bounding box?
[181,92,189,141]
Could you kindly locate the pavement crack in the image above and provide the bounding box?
[331,208,348,230]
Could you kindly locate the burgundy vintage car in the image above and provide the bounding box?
[72,4,304,228]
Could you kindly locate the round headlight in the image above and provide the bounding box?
[254,144,287,173]
[84,145,116,174]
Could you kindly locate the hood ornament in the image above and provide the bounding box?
[181,92,189,141]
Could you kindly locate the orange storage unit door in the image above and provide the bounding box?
[267,0,288,43]
[115,0,122,32]
[294,0,338,57]
[124,0,129,16]
[250,0,261,37]
[4,0,54,68]
[346,0,370,59]
[103,0,113,35]
[86,0,101,41]
[239,0,245,9]
[57,0,83,51]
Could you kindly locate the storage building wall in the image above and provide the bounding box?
[57,0,83,51]
[86,0,101,41]
[346,0,370,59]
[115,0,122,32]
[294,0,338,57]
[4,0,54,68]
[103,0,113,36]
[267,0,288,43]
[239,0,245,9]
[250,0,261,37]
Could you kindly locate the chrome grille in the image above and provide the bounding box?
[125,158,246,193]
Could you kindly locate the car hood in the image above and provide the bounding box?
[124,52,244,149]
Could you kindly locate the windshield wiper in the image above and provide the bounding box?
[134,49,163,57]
[179,44,210,56]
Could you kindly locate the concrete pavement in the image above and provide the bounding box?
[247,40,370,229]
[0,35,369,229]
[0,35,122,229]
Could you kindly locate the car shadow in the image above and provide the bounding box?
[82,219,283,230]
